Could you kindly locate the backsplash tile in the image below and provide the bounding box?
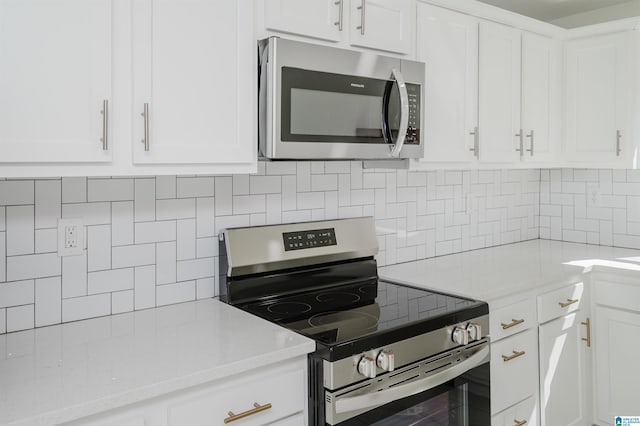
[540,168,640,249]
[0,163,540,334]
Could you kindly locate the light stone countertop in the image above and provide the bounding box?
[378,239,640,303]
[0,299,315,426]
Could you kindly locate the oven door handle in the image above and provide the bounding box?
[334,345,489,414]
[382,68,409,158]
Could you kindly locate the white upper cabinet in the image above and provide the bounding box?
[0,0,112,163]
[564,32,632,165]
[348,0,412,54]
[132,0,254,166]
[264,0,343,42]
[478,20,522,163]
[262,0,412,54]
[520,32,562,164]
[417,3,478,163]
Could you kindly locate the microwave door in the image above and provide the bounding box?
[382,69,410,157]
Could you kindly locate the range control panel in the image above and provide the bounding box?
[283,228,336,251]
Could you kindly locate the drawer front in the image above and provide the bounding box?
[490,298,536,341]
[492,395,538,426]
[537,282,584,323]
[491,329,538,415]
[167,361,306,426]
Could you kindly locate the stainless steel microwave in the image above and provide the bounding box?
[258,37,425,160]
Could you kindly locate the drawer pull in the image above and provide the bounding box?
[224,402,272,424]
[582,317,591,348]
[558,298,579,308]
[502,350,526,362]
[514,420,527,426]
[501,318,525,330]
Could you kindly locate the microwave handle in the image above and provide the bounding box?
[334,345,489,414]
[385,68,409,157]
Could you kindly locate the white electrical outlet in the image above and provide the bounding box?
[587,184,601,208]
[58,218,84,256]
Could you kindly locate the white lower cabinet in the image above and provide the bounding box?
[492,396,537,426]
[65,357,308,426]
[537,284,590,426]
[592,278,640,426]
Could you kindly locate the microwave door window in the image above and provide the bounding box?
[290,89,383,142]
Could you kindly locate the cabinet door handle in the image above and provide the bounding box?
[514,420,528,426]
[101,99,109,151]
[501,318,525,330]
[141,103,150,151]
[356,0,365,35]
[515,129,523,157]
[558,298,578,308]
[334,0,343,31]
[502,350,525,362]
[224,402,272,423]
[526,130,534,156]
[469,127,479,158]
[616,130,622,156]
[581,317,591,348]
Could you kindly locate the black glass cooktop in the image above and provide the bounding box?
[236,279,487,359]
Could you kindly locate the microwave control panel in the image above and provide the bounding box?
[283,228,336,251]
[406,83,421,144]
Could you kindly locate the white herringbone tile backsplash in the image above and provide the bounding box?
[0,163,540,334]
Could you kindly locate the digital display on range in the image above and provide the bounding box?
[283,228,337,251]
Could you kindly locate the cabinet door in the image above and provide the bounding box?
[0,0,112,163]
[594,306,640,425]
[565,32,631,164]
[349,0,412,54]
[478,21,521,163]
[539,312,590,426]
[521,32,561,164]
[417,3,477,163]
[132,0,254,165]
[264,0,343,42]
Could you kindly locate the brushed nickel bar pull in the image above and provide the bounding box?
[469,127,479,158]
[101,99,108,150]
[526,130,534,156]
[559,298,578,308]
[502,350,525,362]
[616,130,622,156]
[141,103,150,152]
[514,420,528,426]
[334,0,343,31]
[501,318,525,330]
[224,402,272,424]
[582,317,591,348]
[515,129,523,158]
[356,0,365,35]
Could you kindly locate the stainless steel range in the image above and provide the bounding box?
[219,217,490,425]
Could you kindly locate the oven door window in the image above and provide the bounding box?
[337,363,490,426]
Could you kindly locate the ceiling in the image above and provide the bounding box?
[475,0,635,21]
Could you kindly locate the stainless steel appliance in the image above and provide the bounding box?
[258,37,425,160]
[219,217,490,425]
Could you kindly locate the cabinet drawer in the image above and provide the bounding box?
[537,282,584,323]
[490,298,536,341]
[491,329,538,415]
[167,361,306,426]
[492,395,538,426]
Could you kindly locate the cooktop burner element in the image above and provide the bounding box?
[316,292,361,304]
[266,301,312,315]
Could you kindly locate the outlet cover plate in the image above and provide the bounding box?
[58,218,84,257]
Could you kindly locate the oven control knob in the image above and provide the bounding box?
[357,356,377,379]
[466,323,482,341]
[452,326,469,346]
[376,350,395,372]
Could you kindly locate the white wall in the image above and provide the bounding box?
[0,163,540,334]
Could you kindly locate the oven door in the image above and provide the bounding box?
[325,342,490,426]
